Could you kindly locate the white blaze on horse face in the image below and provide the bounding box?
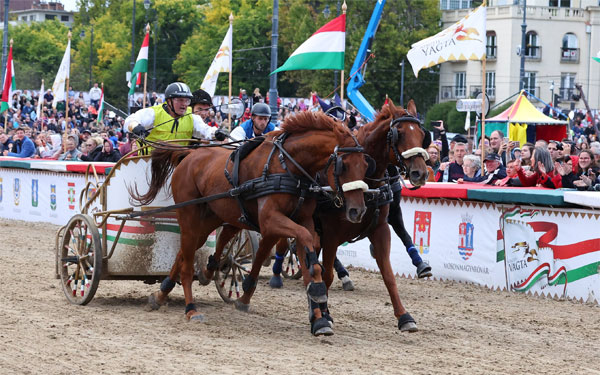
[409,124,415,131]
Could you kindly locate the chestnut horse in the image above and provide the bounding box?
[316,99,429,333]
[134,112,369,334]
[268,100,429,334]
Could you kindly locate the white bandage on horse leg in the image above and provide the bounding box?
[341,180,369,192]
[401,147,429,161]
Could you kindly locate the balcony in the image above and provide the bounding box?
[486,46,497,60]
[441,86,467,100]
[525,46,541,60]
[561,48,579,63]
[523,86,541,97]
[469,85,496,101]
[559,87,576,101]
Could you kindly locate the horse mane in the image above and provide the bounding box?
[280,111,336,135]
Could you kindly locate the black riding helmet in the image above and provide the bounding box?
[191,89,213,107]
[164,82,193,100]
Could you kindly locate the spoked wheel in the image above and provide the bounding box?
[282,238,302,280]
[58,214,103,305]
[215,230,259,303]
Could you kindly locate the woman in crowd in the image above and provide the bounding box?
[557,150,598,188]
[457,154,482,183]
[520,142,535,169]
[80,137,102,161]
[93,138,121,162]
[516,146,562,188]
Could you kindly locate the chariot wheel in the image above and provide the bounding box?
[215,230,259,303]
[58,214,103,305]
[282,238,302,280]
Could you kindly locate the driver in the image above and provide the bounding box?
[125,82,227,154]
[190,88,213,121]
[229,103,278,141]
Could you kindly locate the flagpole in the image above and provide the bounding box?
[3,38,11,128]
[37,79,44,120]
[480,2,487,168]
[143,24,150,108]
[100,82,104,121]
[65,31,71,125]
[340,1,347,106]
[228,12,234,131]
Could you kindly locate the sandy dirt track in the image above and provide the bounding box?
[1,218,599,374]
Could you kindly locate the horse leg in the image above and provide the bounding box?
[368,221,418,333]
[388,191,432,278]
[199,224,240,285]
[319,239,338,328]
[235,235,279,311]
[334,256,354,291]
[269,238,288,289]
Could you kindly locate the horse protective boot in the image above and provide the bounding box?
[305,250,327,303]
[319,301,334,328]
[269,253,284,289]
[147,276,175,310]
[397,312,418,333]
[307,295,333,336]
[334,257,354,291]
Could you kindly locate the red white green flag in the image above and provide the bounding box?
[97,86,105,123]
[128,31,149,95]
[1,45,15,113]
[272,14,345,74]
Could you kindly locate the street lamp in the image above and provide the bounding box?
[129,0,136,115]
[80,26,94,88]
[144,0,150,22]
[144,0,157,92]
[399,59,405,107]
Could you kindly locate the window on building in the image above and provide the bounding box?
[525,31,540,58]
[29,15,34,21]
[561,33,579,62]
[486,71,496,99]
[486,31,497,59]
[549,0,570,7]
[440,0,472,10]
[524,72,537,96]
[560,73,576,100]
[455,72,466,98]
[61,15,69,22]
[45,14,56,20]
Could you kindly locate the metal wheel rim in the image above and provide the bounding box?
[215,230,254,303]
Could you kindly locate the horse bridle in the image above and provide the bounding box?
[323,132,370,207]
[387,115,429,175]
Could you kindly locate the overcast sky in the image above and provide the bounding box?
[61,0,78,12]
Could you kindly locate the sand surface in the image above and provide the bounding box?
[1,218,598,374]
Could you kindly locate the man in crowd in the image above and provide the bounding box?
[125,82,227,155]
[0,128,14,153]
[480,153,507,184]
[489,130,510,165]
[89,83,102,109]
[436,141,467,182]
[3,127,35,157]
[547,140,563,162]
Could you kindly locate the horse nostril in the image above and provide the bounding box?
[349,208,359,221]
[410,170,422,180]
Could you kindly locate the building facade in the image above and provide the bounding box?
[439,0,600,111]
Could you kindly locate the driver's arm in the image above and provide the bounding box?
[192,114,217,139]
[229,125,246,142]
[125,107,156,132]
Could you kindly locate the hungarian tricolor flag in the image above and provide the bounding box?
[97,86,105,123]
[272,14,345,74]
[128,32,149,95]
[1,44,15,113]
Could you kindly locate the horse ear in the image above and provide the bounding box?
[406,99,417,117]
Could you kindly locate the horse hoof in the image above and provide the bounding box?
[398,312,418,333]
[416,261,432,279]
[234,299,250,312]
[322,311,334,329]
[341,276,355,291]
[306,282,328,303]
[188,312,205,322]
[196,271,212,286]
[311,317,334,336]
[269,275,283,289]
[146,292,163,311]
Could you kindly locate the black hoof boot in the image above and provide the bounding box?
[306,281,328,303]
[269,274,283,289]
[398,312,418,332]
[416,261,432,278]
[311,317,334,336]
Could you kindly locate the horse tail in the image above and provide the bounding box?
[129,148,193,206]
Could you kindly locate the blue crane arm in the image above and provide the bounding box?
[346,0,386,122]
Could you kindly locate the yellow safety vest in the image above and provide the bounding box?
[138,104,194,155]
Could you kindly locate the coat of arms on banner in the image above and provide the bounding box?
[458,213,474,260]
[500,207,569,298]
[0,177,3,203]
[67,182,76,210]
[413,211,431,254]
[13,178,20,206]
[50,184,57,211]
[31,179,38,207]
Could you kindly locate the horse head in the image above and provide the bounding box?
[325,121,368,223]
[380,99,429,187]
